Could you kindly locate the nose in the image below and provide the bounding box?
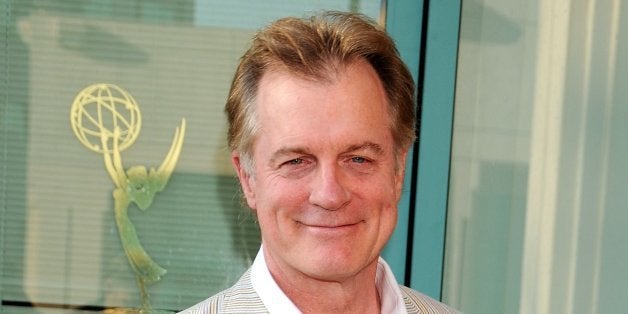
[308,163,351,211]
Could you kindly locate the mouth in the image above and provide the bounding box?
[307,223,357,228]
[298,221,363,234]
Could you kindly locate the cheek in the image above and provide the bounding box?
[374,190,399,243]
[370,178,401,232]
[363,174,400,203]
[254,186,307,242]
[377,191,399,225]
[383,202,398,229]
[254,176,308,214]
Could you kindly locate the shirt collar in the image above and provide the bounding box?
[376,254,408,314]
[250,245,407,314]
[250,245,302,313]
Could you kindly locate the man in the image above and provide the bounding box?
[181,11,457,314]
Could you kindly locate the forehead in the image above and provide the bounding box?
[253,60,393,153]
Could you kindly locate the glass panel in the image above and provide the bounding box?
[443,0,628,313]
[0,1,382,312]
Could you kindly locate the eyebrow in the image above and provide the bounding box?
[269,141,385,164]
[269,146,310,165]
[345,142,385,156]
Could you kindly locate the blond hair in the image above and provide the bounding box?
[226,11,416,172]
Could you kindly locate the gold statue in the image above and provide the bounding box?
[70,83,185,312]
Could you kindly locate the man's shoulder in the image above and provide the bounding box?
[399,285,460,314]
[177,270,268,314]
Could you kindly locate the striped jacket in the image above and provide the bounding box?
[179,269,458,314]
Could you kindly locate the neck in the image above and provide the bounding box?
[265,251,381,314]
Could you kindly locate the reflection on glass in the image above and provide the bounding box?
[70,83,186,312]
[0,1,382,312]
[443,0,628,313]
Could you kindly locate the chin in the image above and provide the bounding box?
[298,248,377,281]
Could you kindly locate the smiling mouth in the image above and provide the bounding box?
[309,223,356,228]
[299,221,363,231]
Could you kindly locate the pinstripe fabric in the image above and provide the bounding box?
[400,286,459,314]
[179,269,459,314]
[179,269,268,314]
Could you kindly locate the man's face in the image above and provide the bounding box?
[232,60,407,282]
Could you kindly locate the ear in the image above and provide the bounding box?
[394,148,409,200]
[231,152,257,209]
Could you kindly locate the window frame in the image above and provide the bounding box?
[382,0,461,300]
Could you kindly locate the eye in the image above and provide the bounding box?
[351,156,367,164]
[277,157,313,178]
[287,158,304,165]
[279,157,311,170]
[344,155,377,174]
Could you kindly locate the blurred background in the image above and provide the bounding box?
[1,0,626,313]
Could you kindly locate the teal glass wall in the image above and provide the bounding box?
[0,1,385,312]
[443,0,628,313]
[380,0,423,285]
[383,2,461,301]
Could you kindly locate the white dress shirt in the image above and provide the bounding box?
[250,245,408,314]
